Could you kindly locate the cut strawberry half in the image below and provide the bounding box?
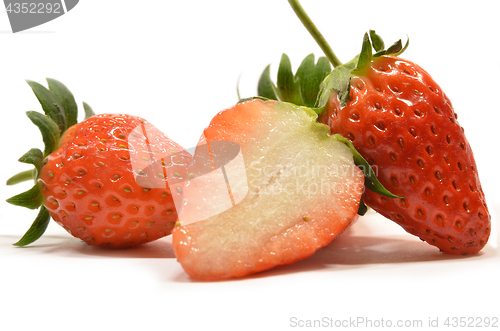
[172,99,366,280]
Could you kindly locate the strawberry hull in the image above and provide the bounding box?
[320,56,491,255]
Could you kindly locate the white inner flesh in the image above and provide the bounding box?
[184,105,360,263]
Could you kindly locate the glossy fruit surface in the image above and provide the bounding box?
[39,113,190,247]
[320,55,491,254]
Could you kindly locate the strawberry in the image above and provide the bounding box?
[6,79,190,248]
[318,37,491,255]
[171,98,393,280]
[259,0,491,255]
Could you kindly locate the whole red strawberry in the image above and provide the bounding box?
[7,79,189,247]
[319,42,491,255]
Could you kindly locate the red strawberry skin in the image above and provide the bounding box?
[38,114,190,248]
[320,56,491,255]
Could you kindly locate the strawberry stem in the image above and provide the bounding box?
[287,0,342,68]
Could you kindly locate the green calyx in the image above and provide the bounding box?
[352,30,409,76]
[255,31,408,111]
[257,53,332,110]
[6,79,95,246]
[317,30,409,109]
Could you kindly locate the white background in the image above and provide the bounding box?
[1,1,499,330]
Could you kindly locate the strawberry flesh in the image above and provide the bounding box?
[172,99,364,280]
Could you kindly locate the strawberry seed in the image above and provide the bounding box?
[463,202,469,212]
[436,215,444,224]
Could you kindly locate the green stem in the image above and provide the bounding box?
[287,0,342,68]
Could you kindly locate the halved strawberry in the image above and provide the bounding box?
[171,99,366,280]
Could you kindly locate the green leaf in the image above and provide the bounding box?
[47,78,78,129]
[26,111,61,157]
[276,53,302,105]
[387,37,409,56]
[374,37,410,58]
[369,30,385,52]
[333,134,403,199]
[341,55,360,71]
[357,197,368,216]
[385,40,403,55]
[295,54,331,107]
[295,54,315,105]
[317,65,351,108]
[257,65,278,100]
[6,169,36,185]
[83,102,95,120]
[6,183,43,209]
[353,32,373,74]
[9,149,44,186]
[26,80,66,133]
[14,206,51,247]
[257,54,331,108]
[18,148,44,177]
